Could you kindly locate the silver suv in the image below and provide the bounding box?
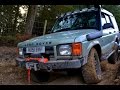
[16,5,120,84]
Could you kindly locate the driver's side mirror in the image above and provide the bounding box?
[103,23,113,29]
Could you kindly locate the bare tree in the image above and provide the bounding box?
[25,5,38,36]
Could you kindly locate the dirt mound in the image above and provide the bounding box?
[98,60,119,85]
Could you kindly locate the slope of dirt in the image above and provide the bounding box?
[0,46,120,85]
[0,47,29,85]
[98,60,119,85]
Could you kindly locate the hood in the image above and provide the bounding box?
[18,29,97,47]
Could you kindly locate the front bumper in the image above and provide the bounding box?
[16,57,84,72]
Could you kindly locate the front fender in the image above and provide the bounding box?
[87,40,100,56]
[82,40,101,66]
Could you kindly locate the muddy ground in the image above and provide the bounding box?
[0,46,120,85]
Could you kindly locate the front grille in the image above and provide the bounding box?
[23,46,54,59]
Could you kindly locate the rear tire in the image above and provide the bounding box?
[31,70,50,83]
[108,42,119,64]
[82,48,102,84]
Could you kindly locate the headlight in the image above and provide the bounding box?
[19,48,23,56]
[59,45,72,55]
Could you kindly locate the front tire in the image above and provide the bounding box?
[82,48,102,84]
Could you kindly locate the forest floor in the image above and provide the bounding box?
[1,46,120,85]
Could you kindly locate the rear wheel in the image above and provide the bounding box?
[108,42,119,64]
[30,70,50,83]
[82,48,102,84]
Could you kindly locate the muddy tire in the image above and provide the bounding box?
[82,48,102,84]
[30,70,50,83]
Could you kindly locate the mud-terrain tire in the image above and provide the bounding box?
[108,43,119,64]
[31,70,50,83]
[82,48,102,84]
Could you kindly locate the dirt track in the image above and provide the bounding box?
[1,46,120,85]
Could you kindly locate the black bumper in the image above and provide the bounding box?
[16,57,84,72]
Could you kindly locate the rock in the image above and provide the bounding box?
[116,76,120,79]
[114,79,119,83]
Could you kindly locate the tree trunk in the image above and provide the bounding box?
[13,5,19,35]
[25,5,38,36]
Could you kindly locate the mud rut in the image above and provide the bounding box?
[0,46,120,85]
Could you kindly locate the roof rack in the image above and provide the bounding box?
[58,5,102,18]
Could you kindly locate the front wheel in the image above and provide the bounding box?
[82,48,102,84]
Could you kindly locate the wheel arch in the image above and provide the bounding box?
[93,44,102,61]
[86,41,102,63]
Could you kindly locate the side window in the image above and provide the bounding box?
[101,13,107,26]
[101,13,114,29]
[105,15,110,23]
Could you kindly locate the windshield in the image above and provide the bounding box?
[52,11,98,33]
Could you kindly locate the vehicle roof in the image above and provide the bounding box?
[59,7,114,18]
